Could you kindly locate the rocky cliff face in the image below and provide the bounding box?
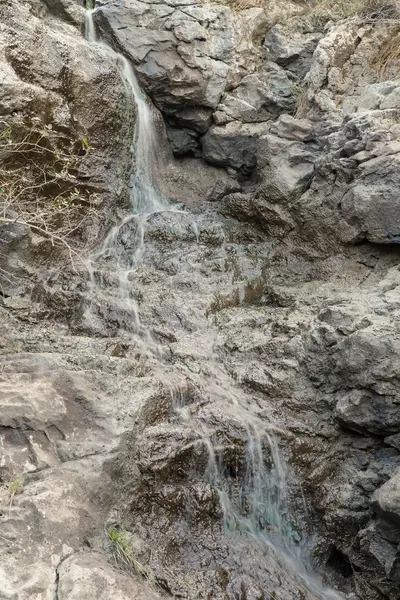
[1,0,400,599]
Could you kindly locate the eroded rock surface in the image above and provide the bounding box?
[1,0,400,599]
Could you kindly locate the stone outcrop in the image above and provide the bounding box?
[1,0,400,599]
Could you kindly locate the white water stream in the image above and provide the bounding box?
[85,9,345,600]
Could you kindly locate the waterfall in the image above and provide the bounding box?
[84,9,345,600]
[84,9,170,345]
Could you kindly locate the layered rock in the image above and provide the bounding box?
[1,0,400,599]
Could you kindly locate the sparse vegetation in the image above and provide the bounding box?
[207,275,267,316]
[205,0,400,20]
[372,27,400,79]
[295,0,400,28]
[6,479,23,509]
[224,253,242,283]
[0,118,96,277]
[106,527,155,582]
[372,108,400,129]
[292,84,310,119]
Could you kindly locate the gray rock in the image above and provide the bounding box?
[216,69,296,124]
[270,114,314,142]
[359,524,398,578]
[375,515,400,545]
[355,82,400,112]
[256,133,317,202]
[221,191,294,236]
[166,125,200,157]
[160,158,241,206]
[95,0,262,133]
[57,552,163,600]
[40,0,83,24]
[336,389,400,436]
[341,152,400,244]
[385,434,400,452]
[372,469,400,525]
[0,0,134,296]
[4,1,400,599]
[166,106,213,134]
[264,25,320,79]
[201,122,266,174]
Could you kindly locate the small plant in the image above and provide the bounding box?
[224,254,242,283]
[207,288,240,316]
[6,479,23,509]
[292,84,310,119]
[207,274,267,316]
[106,527,154,582]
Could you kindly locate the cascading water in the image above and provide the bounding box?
[84,9,345,599]
[84,9,172,346]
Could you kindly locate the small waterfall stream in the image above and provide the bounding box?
[84,9,345,600]
[84,9,173,347]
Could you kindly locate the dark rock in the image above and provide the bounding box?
[336,389,400,436]
[166,106,213,134]
[341,153,400,244]
[201,122,265,174]
[166,125,200,157]
[264,25,321,79]
[385,434,400,452]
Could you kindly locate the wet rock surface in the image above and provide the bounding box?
[1,0,400,599]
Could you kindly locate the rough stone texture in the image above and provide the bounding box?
[0,0,135,298]
[57,553,163,600]
[95,0,261,126]
[372,469,400,525]
[341,151,400,244]
[201,121,267,174]
[2,0,400,599]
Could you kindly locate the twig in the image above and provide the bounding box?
[0,217,89,271]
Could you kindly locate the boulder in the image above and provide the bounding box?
[215,68,296,124]
[256,133,317,201]
[57,552,163,600]
[95,0,261,132]
[166,125,200,157]
[372,469,400,526]
[341,152,400,244]
[264,24,321,79]
[270,114,314,142]
[201,122,267,174]
[336,389,400,436]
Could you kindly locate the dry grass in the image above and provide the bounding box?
[292,85,310,118]
[201,0,400,19]
[372,27,400,79]
[294,0,400,27]
[107,527,156,582]
[209,0,264,9]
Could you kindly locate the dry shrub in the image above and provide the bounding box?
[292,85,310,118]
[372,27,400,79]
[0,118,96,266]
[207,276,266,316]
[211,0,264,8]
[292,0,400,27]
